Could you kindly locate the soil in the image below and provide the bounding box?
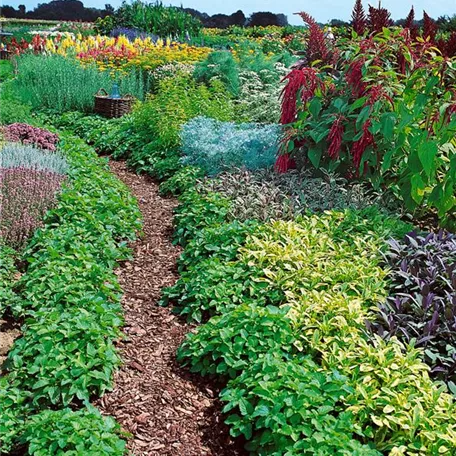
[0,320,20,369]
[97,161,246,456]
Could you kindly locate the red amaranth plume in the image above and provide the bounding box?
[352,120,375,170]
[368,2,393,34]
[295,11,330,64]
[404,6,418,40]
[275,153,296,173]
[423,11,438,43]
[351,0,367,35]
[280,68,323,125]
[365,85,394,107]
[327,116,345,159]
[346,59,367,98]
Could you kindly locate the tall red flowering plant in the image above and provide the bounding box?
[276,12,332,172]
[351,0,367,36]
[279,26,456,227]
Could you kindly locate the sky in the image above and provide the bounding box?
[2,0,455,25]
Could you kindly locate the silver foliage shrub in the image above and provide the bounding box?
[181,116,280,176]
[1,142,68,175]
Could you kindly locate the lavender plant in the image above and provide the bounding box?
[368,231,456,389]
[181,117,280,176]
[0,143,68,248]
[0,168,66,248]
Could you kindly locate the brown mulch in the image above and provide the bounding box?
[97,161,246,456]
[0,320,20,368]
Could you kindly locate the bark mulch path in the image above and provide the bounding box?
[97,161,246,456]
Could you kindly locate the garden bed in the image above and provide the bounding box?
[2,4,456,454]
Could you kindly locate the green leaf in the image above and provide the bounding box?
[418,141,438,178]
[380,113,395,140]
[411,174,426,204]
[308,146,323,169]
[309,98,322,119]
[356,106,371,130]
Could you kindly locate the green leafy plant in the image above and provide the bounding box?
[178,304,297,379]
[281,27,456,227]
[221,354,381,455]
[172,190,231,246]
[159,165,204,196]
[114,0,202,38]
[0,132,140,453]
[22,406,126,455]
[194,51,240,96]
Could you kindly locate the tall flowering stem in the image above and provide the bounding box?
[351,0,367,36]
[295,12,331,65]
[277,68,323,172]
[346,59,367,98]
[368,4,393,34]
[423,11,438,43]
[404,7,418,40]
[327,115,345,160]
[351,120,375,171]
[280,68,323,125]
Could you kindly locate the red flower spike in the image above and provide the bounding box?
[295,11,331,65]
[351,120,375,170]
[404,6,418,40]
[423,11,438,43]
[327,115,345,160]
[368,3,393,34]
[275,153,296,173]
[351,0,367,35]
[346,59,367,98]
[365,85,394,108]
[280,68,323,125]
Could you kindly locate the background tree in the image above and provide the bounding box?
[247,12,287,27]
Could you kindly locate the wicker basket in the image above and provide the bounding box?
[94,88,134,118]
[0,50,12,60]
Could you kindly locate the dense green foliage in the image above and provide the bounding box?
[0,133,141,453]
[22,407,126,455]
[97,0,202,38]
[282,28,456,228]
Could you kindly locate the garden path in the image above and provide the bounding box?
[97,161,245,456]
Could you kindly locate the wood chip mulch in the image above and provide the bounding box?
[97,161,246,456]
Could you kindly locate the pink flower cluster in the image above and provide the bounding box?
[0,167,65,248]
[3,124,59,151]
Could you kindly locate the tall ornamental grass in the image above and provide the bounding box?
[15,54,146,113]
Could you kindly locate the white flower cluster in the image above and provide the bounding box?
[150,62,195,81]
[237,63,288,124]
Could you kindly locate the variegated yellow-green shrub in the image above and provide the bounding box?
[240,211,456,455]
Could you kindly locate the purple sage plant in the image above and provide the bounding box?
[367,230,456,389]
[2,123,59,151]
